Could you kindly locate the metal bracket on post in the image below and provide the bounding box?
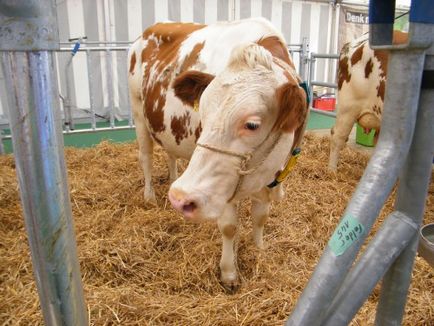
[287,1,434,325]
[0,1,88,325]
[299,37,309,82]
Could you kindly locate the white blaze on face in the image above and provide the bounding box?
[169,43,300,220]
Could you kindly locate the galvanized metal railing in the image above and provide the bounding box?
[1,42,134,146]
[0,0,88,325]
[57,42,133,132]
[307,52,340,118]
[288,37,309,82]
[287,0,434,324]
[1,39,308,148]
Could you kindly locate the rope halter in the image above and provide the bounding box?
[196,131,282,202]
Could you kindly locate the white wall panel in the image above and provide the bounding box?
[155,0,169,22]
[271,0,282,31]
[128,0,143,40]
[205,0,218,24]
[67,0,90,110]
[180,0,194,22]
[251,0,262,18]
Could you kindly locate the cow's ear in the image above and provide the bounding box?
[273,82,307,132]
[172,70,215,107]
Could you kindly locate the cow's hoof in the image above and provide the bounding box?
[144,190,157,206]
[221,278,240,293]
[220,272,240,293]
[254,240,266,250]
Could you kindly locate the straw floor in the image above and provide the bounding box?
[1,133,433,325]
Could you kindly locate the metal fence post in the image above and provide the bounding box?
[375,51,434,326]
[106,49,115,128]
[86,49,97,130]
[308,53,316,108]
[299,37,309,81]
[0,129,4,154]
[0,1,88,325]
[287,0,433,325]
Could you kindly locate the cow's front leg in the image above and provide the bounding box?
[217,203,239,291]
[251,199,270,249]
[131,94,156,204]
[167,154,178,183]
[251,189,271,249]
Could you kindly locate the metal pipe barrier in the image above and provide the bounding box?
[287,0,434,324]
[1,44,133,143]
[57,44,131,133]
[308,52,340,118]
[0,1,88,325]
[0,129,4,154]
[288,39,309,81]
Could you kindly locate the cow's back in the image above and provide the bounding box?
[128,18,290,159]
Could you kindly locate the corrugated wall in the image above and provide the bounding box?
[0,0,339,125]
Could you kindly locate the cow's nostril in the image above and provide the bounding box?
[183,201,197,213]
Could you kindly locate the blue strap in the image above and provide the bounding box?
[299,81,310,106]
[72,42,81,56]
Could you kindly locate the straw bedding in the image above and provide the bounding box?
[0,133,433,325]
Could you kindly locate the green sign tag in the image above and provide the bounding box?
[329,215,365,256]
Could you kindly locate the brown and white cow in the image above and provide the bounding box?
[128,18,308,289]
[329,31,408,171]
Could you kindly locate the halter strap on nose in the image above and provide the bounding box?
[196,142,252,161]
[196,131,281,202]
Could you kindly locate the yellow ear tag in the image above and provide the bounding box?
[276,149,300,183]
[193,100,199,112]
[268,148,301,188]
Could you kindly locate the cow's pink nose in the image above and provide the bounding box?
[168,188,197,219]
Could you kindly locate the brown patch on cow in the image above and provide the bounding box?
[273,82,307,133]
[330,126,335,135]
[365,58,374,78]
[338,56,351,90]
[377,80,386,101]
[194,122,202,143]
[222,225,236,238]
[129,52,136,75]
[178,42,205,73]
[374,50,389,79]
[144,80,167,133]
[143,22,205,42]
[172,70,215,107]
[140,22,206,135]
[257,36,295,69]
[350,43,364,66]
[170,112,191,145]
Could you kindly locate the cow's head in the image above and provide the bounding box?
[169,43,306,221]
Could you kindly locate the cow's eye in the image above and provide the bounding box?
[245,121,260,131]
